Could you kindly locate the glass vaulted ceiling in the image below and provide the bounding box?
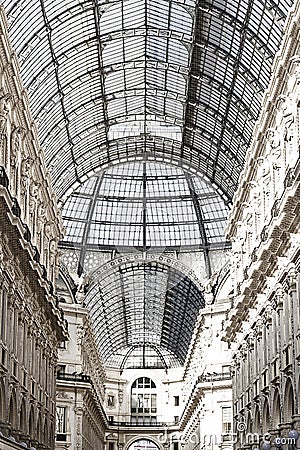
[3,0,295,369]
[3,0,293,201]
[85,259,205,368]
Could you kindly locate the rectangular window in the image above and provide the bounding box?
[144,394,150,412]
[138,393,144,411]
[151,394,157,412]
[1,347,6,366]
[59,341,67,349]
[13,360,17,377]
[56,406,66,441]
[174,396,179,406]
[57,365,66,376]
[109,442,115,450]
[108,395,115,407]
[222,406,232,434]
[222,365,231,374]
[1,290,7,342]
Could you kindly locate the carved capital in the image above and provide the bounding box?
[254,318,264,339]
[284,266,298,292]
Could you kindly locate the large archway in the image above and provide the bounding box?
[127,438,160,450]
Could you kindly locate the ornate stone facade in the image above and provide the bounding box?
[0,7,67,450]
[179,275,233,450]
[223,1,300,447]
[55,295,107,450]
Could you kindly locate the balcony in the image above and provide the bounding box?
[56,372,91,383]
[109,421,178,428]
[198,372,232,383]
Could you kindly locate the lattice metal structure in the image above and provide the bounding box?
[60,161,230,276]
[2,0,295,368]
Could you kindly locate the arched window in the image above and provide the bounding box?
[37,412,43,443]
[0,379,6,422]
[128,439,159,450]
[29,406,35,439]
[131,377,157,425]
[20,399,27,434]
[8,389,18,430]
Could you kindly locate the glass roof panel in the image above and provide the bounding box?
[108,121,182,141]
[3,0,293,199]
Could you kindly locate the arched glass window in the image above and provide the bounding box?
[131,377,157,425]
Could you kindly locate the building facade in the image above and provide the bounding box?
[0,6,67,449]
[223,1,300,446]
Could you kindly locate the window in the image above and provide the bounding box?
[1,347,6,366]
[0,290,7,342]
[22,371,27,387]
[56,406,67,441]
[174,396,179,406]
[222,365,231,374]
[57,365,66,376]
[108,416,114,423]
[59,341,67,349]
[222,406,232,434]
[131,377,157,424]
[174,416,179,423]
[109,442,115,450]
[13,360,17,377]
[108,395,115,407]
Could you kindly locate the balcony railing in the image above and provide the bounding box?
[198,372,232,383]
[57,372,91,383]
[109,421,178,427]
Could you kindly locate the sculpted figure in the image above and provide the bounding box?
[30,180,40,199]
[10,125,24,167]
[0,89,10,135]
[266,128,283,199]
[256,156,271,221]
[21,156,33,196]
[0,90,11,166]
[75,274,89,303]
[282,83,299,167]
